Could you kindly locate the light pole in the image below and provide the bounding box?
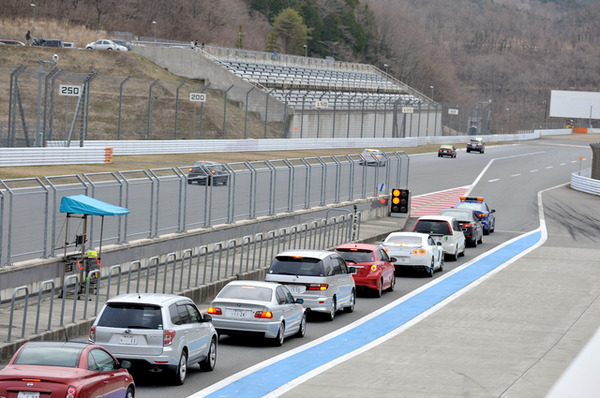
[31,3,36,39]
[152,20,156,44]
[430,85,434,101]
[506,107,510,133]
[303,44,307,57]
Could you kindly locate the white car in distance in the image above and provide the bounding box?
[86,39,128,51]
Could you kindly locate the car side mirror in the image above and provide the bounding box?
[436,242,442,246]
[295,298,304,304]
[120,360,132,370]
[348,266,357,274]
[491,209,496,213]
[389,257,397,263]
[203,313,213,322]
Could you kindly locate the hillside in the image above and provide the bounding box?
[2,0,600,130]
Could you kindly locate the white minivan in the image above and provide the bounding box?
[265,250,356,321]
[412,215,466,261]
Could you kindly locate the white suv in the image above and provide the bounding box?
[89,293,218,385]
[265,250,356,321]
[412,215,466,261]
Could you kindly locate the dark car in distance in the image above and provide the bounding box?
[438,145,457,158]
[187,161,229,185]
[439,208,484,247]
[467,137,485,153]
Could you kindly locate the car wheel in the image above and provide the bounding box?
[326,298,336,321]
[427,258,435,277]
[387,274,396,292]
[125,386,135,398]
[344,291,355,313]
[490,221,495,233]
[483,228,490,235]
[172,351,188,385]
[296,313,307,338]
[459,246,465,257]
[199,337,217,371]
[478,233,483,244]
[438,255,444,272]
[471,237,477,248]
[272,322,285,346]
[375,279,383,297]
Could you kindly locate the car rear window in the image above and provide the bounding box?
[414,220,451,235]
[455,202,481,211]
[15,346,81,367]
[335,249,374,263]
[218,285,272,302]
[268,256,325,276]
[440,210,472,220]
[97,303,163,329]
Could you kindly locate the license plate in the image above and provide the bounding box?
[18,392,40,398]
[119,335,137,345]
[286,285,305,294]
[226,309,250,318]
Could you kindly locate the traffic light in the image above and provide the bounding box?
[390,189,410,216]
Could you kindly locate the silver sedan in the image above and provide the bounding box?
[208,281,307,346]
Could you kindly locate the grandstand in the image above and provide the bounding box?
[135,44,442,138]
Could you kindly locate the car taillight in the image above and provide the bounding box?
[463,223,474,228]
[412,248,426,255]
[89,326,95,342]
[207,306,222,315]
[255,310,273,319]
[307,283,328,291]
[66,386,77,398]
[438,149,442,152]
[163,330,176,346]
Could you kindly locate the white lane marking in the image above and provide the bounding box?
[465,151,545,196]
[488,179,500,183]
[546,166,554,169]
[530,169,539,173]
[559,163,566,166]
[511,174,521,177]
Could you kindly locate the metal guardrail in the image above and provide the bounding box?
[571,168,600,195]
[2,214,356,343]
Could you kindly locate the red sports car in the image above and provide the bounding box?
[0,341,135,398]
[335,243,396,297]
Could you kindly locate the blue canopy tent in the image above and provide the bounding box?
[59,195,130,293]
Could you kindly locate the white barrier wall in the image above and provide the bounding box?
[0,147,106,167]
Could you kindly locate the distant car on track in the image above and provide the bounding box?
[467,137,485,153]
[0,341,135,398]
[335,243,396,297]
[359,148,387,166]
[381,232,444,277]
[86,39,128,51]
[187,160,229,185]
[438,144,457,158]
[208,280,306,346]
[454,196,496,235]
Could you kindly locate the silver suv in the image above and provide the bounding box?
[265,250,356,321]
[89,293,218,385]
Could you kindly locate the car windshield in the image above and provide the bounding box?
[15,346,82,367]
[414,220,451,235]
[384,235,422,245]
[455,202,482,211]
[218,285,272,302]
[97,303,163,329]
[269,256,324,276]
[336,249,374,263]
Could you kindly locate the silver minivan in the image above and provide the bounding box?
[89,293,218,385]
[265,250,356,321]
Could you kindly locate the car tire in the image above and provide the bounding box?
[490,221,495,233]
[296,313,307,338]
[438,256,444,272]
[387,274,396,292]
[326,298,336,321]
[172,351,188,385]
[471,237,477,248]
[273,322,285,346]
[199,337,217,371]
[375,279,383,297]
[483,228,490,235]
[125,386,135,398]
[344,291,355,313]
[427,258,435,277]
[187,179,192,185]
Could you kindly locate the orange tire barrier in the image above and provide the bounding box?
[104,147,114,163]
[573,127,588,134]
